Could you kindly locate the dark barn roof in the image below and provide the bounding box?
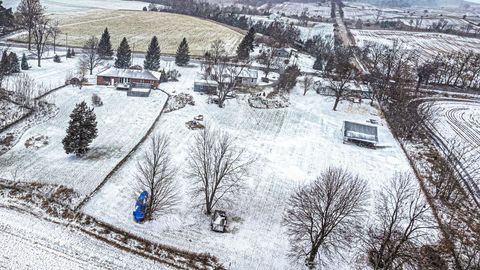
[343,121,379,145]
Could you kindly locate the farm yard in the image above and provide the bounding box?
[351,29,480,61]
[0,85,168,198]
[9,10,245,56]
[81,67,413,269]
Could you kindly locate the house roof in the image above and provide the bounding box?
[194,80,219,87]
[343,121,378,144]
[237,69,258,79]
[97,67,160,81]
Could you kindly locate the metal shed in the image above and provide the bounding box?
[343,121,378,147]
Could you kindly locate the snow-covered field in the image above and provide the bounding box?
[0,86,168,197]
[268,2,332,18]
[82,71,412,269]
[430,100,480,189]
[0,207,171,269]
[352,29,480,61]
[3,0,146,13]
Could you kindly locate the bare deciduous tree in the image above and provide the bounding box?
[283,167,370,268]
[302,75,314,96]
[49,20,61,54]
[31,16,51,67]
[79,36,103,75]
[17,0,44,51]
[135,133,179,220]
[365,173,435,270]
[327,63,356,111]
[187,127,254,215]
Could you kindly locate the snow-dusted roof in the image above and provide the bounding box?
[97,67,160,81]
[343,121,378,144]
[237,69,258,79]
[194,80,219,86]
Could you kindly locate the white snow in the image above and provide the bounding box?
[0,207,172,269]
[81,69,412,269]
[0,85,168,197]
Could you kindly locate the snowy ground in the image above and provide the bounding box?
[82,70,412,269]
[0,207,171,269]
[430,100,480,190]
[3,0,146,13]
[352,29,480,61]
[0,86,168,197]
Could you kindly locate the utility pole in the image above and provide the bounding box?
[65,33,68,59]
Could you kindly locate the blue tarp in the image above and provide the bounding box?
[133,191,148,222]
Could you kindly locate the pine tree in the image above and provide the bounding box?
[71,48,76,56]
[21,53,29,70]
[175,38,190,66]
[98,28,114,59]
[144,36,161,70]
[313,55,323,71]
[66,48,72,58]
[160,69,168,82]
[115,37,132,68]
[236,27,255,60]
[62,101,98,156]
[8,52,20,73]
[0,50,9,75]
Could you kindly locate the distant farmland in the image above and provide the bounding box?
[15,10,244,56]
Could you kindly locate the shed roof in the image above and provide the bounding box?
[97,67,160,81]
[343,121,378,144]
[237,69,258,79]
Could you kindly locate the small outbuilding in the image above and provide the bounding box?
[343,121,378,148]
[235,69,258,86]
[97,67,161,89]
[194,80,219,94]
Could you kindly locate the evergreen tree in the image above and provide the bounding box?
[160,69,168,82]
[98,27,114,59]
[71,48,76,56]
[8,52,20,73]
[115,37,132,68]
[62,101,98,156]
[21,53,29,70]
[66,48,72,58]
[0,50,9,75]
[144,36,161,70]
[313,55,323,71]
[53,54,61,63]
[175,38,190,66]
[236,27,256,60]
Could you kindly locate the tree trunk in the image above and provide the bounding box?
[333,96,340,111]
[28,28,32,51]
[37,56,41,67]
[307,244,320,269]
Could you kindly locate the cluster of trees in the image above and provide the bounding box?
[283,168,437,269]
[417,50,480,90]
[147,0,302,47]
[133,126,254,220]
[0,1,15,34]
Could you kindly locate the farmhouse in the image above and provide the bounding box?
[194,80,219,94]
[97,67,161,89]
[235,69,258,86]
[343,121,378,147]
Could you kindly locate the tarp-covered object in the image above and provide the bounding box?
[133,191,149,222]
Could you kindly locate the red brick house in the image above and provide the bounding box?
[96,67,161,89]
